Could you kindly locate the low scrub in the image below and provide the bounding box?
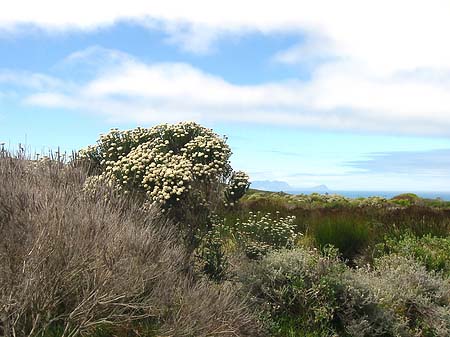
[0,156,261,337]
[240,247,345,336]
[376,233,450,276]
[339,254,450,337]
[240,247,450,337]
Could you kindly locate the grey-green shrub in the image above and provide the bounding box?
[339,254,450,337]
[375,233,450,276]
[240,246,450,337]
[240,247,344,335]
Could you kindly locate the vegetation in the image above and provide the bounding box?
[375,233,450,276]
[0,152,260,337]
[241,248,450,336]
[1,122,450,337]
[79,122,249,252]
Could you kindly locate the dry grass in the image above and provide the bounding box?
[0,155,262,337]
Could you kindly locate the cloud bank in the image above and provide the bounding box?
[2,0,450,68]
[2,1,450,135]
[4,46,444,135]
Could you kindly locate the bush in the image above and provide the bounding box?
[311,215,371,262]
[79,122,249,250]
[195,215,231,281]
[375,233,450,276]
[79,123,233,207]
[240,244,450,337]
[240,247,345,336]
[339,254,450,336]
[0,155,262,337]
[233,211,299,259]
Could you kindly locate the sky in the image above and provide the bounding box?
[1,0,450,191]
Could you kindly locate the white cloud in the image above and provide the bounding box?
[2,0,450,69]
[3,1,450,134]
[15,47,450,135]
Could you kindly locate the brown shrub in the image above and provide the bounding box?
[0,155,262,337]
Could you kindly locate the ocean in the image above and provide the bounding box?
[287,191,450,201]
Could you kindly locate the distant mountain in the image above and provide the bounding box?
[250,180,292,192]
[250,180,330,193]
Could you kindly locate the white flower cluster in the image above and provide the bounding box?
[225,171,250,206]
[234,211,298,258]
[79,122,236,208]
[79,127,152,168]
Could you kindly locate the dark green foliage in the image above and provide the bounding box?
[196,223,229,281]
[311,215,371,261]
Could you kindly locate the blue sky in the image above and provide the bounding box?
[2,1,450,191]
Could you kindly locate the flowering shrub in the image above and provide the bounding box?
[233,211,298,259]
[79,122,249,249]
[80,123,233,204]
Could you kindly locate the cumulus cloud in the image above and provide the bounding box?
[8,47,446,135]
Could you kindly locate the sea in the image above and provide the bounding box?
[287,190,450,201]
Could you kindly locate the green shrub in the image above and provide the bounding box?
[376,233,450,276]
[196,210,299,279]
[195,216,231,281]
[311,215,371,262]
